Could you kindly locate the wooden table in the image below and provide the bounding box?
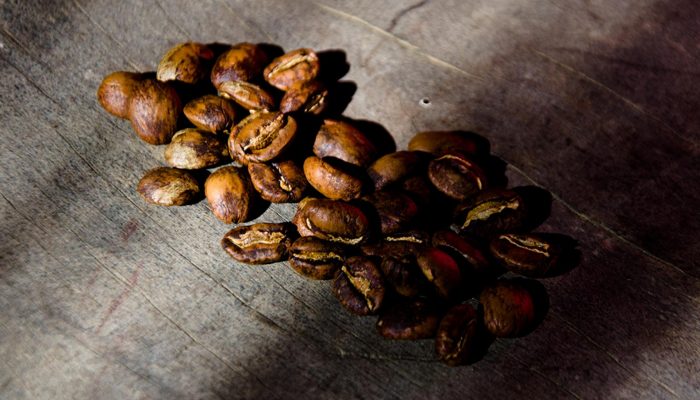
[1,1,698,398]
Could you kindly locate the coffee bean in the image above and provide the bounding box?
[313,119,377,167]
[218,81,275,111]
[431,230,491,275]
[288,237,347,280]
[428,154,486,201]
[377,298,441,340]
[157,42,215,84]
[367,151,431,191]
[128,79,181,145]
[248,160,307,203]
[204,166,255,223]
[229,111,297,164]
[164,128,229,169]
[362,190,419,235]
[435,303,485,366]
[210,43,268,89]
[279,80,328,115]
[292,198,369,245]
[416,247,461,300]
[332,256,385,315]
[379,254,426,297]
[408,131,482,157]
[400,174,436,207]
[489,233,562,278]
[303,156,364,201]
[137,167,200,206]
[222,223,294,264]
[97,71,150,119]
[264,48,320,91]
[183,95,237,133]
[480,279,541,338]
[454,189,527,237]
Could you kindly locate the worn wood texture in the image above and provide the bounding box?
[1,0,699,398]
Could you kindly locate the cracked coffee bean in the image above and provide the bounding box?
[303,156,364,201]
[218,80,275,111]
[332,256,385,315]
[210,42,268,89]
[164,128,229,169]
[489,233,563,278]
[137,167,200,206]
[279,80,328,115]
[292,198,369,245]
[204,166,255,224]
[97,71,150,119]
[454,189,527,237]
[128,79,181,145]
[157,42,215,84]
[229,111,297,164]
[288,237,348,280]
[264,48,320,90]
[428,154,486,201]
[313,119,377,167]
[183,95,237,133]
[222,223,294,264]
[435,303,486,366]
[377,297,441,340]
[247,160,307,203]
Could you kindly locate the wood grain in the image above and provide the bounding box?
[1,0,698,398]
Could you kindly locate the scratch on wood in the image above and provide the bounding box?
[95,264,142,334]
[0,53,60,106]
[314,2,485,82]
[0,26,49,69]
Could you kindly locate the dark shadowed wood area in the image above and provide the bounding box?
[1,0,699,399]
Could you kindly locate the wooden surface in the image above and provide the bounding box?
[1,0,699,399]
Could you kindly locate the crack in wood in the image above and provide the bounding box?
[387,0,429,32]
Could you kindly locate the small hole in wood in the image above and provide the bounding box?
[419,98,431,107]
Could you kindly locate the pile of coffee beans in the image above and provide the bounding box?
[98,41,578,366]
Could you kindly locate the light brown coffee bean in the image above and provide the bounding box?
[137,167,200,206]
[210,43,268,89]
[313,119,377,167]
[157,42,215,84]
[204,166,255,224]
[303,156,364,201]
[279,80,328,115]
[164,128,229,169]
[292,198,369,245]
[97,71,150,119]
[183,95,237,133]
[248,160,307,203]
[128,79,181,145]
[229,112,297,164]
[264,48,320,91]
[288,237,347,280]
[218,81,275,111]
[222,223,294,264]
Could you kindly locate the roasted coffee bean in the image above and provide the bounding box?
[210,43,268,89]
[229,112,297,164]
[128,79,181,145]
[400,174,436,207]
[303,156,363,201]
[183,95,237,133]
[480,279,540,338]
[248,160,307,203]
[489,233,562,278]
[431,230,491,274]
[279,80,328,114]
[332,256,385,315]
[164,128,229,169]
[292,198,369,245]
[360,231,428,260]
[454,189,527,237]
[428,154,486,201]
[157,42,215,84]
[435,303,482,366]
[97,71,149,119]
[137,167,200,206]
[367,151,431,191]
[204,166,255,223]
[264,48,320,91]
[362,190,419,235]
[222,223,294,264]
[377,298,441,340]
[218,81,275,111]
[380,254,425,297]
[416,247,461,300]
[288,237,347,280]
[313,119,377,167]
[408,131,482,157]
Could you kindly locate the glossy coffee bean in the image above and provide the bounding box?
[128,79,181,145]
[454,189,527,237]
[229,112,297,164]
[332,256,385,315]
[428,154,486,201]
[489,233,562,278]
[218,81,275,111]
[292,198,369,245]
[280,80,328,115]
[416,247,461,300]
[157,42,215,84]
[431,230,491,274]
[435,303,480,366]
[362,190,419,235]
[183,95,237,133]
[408,131,481,157]
[264,48,320,91]
[377,298,441,340]
[480,279,540,338]
[313,119,377,167]
[97,71,149,119]
[248,160,307,203]
[137,167,200,206]
[303,156,363,201]
[288,237,347,280]
[210,43,268,89]
[164,128,229,169]
[367,151,431,191]
[221,223,294,264]
[204,166,255,224]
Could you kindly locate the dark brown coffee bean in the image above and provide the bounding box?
[137,167,200,206]
[303,156,363,201]
[292,198,369,245]
[230,112,297,164]
[280,80,328,115]
[360,231,429,259]
[362,190,419,235]
[367,151,431,191]
[380,254,425,297]
[222,223,294,264]
[183,95,237,133]
[489,233,562,278]
[128,79,181,145]
[97,71,149,119]
[428,154,486,201]
[288,237,347,280]
[264,48,320,91]
[400,174,436,207]
[204,166,255,224]
[157,42,215,84]
[454,189,527,237]
[164,128,229,169]
[248,160,307,203]
[435,303,481,366]
[480,279,539,338]
[416,247,461,300]
[332,256,385,315]
[408,131,481,157]
[431,230,491,274]
[377,298,441,340]
[210,43,268,89]
[313,119,377,167]
[218,81,275,111]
